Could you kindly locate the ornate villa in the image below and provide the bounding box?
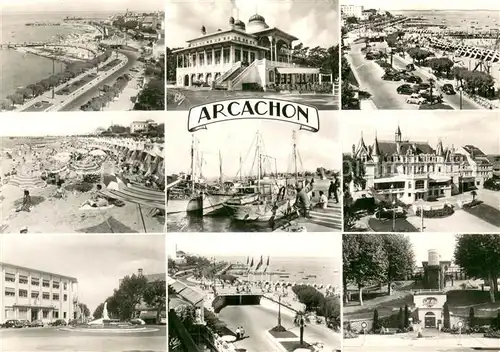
[173,13,331,90]
[351,125,493,204]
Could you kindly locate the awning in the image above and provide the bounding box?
[275,67,320,75]
[100,184,165,210]
[430,176,451,182]
[373,176,407,183]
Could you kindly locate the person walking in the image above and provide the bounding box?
[235,326,241,340]
[294,185,311,218]
[329,177,339,204]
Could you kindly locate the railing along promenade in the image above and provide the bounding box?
[0,42,97,55]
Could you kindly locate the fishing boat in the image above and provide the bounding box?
[166,137,237,215]
[223,131,299,222]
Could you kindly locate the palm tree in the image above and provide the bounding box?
[428,78,436,104]
[470,190,477,201]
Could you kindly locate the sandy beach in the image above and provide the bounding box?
[0,136,165,234]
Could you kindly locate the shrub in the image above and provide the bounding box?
[416,204,454,218]
[484,177,500,191]
[463,200,484,209]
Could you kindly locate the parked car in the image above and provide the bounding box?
[19,320,31,327]
[441,83,456,95]
[405,75,423,84]
[406,94,426,104]
[2,320,23,328]
[382,70,402,81]
[50,319,67,326]
[397,84,413,95]
[406,63,416,71]
[29,320,44,328]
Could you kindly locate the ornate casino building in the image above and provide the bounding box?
[351,125,493,204]
[173,13,331,90]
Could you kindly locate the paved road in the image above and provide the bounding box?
[347,43,411,109]
[219,305,340,352]
[0,326,166,352]
[59,49,139,111]
[343,347,479,352]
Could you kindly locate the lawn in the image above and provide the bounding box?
[21,101,53,112]
[463,203,500,228]
[55,74,97,95]
[280,341,313,351]
[367,217,419,232]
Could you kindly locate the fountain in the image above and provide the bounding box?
[60,300,158,333]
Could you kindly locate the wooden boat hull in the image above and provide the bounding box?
[225,199,295,222]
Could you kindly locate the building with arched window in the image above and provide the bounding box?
[351,124,493,204]
[173,13,328,91]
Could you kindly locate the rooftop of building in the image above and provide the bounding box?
[0,262,78,282]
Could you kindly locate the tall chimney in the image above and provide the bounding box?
[138,268,143,277]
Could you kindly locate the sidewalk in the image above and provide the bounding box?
[102,66,144,111]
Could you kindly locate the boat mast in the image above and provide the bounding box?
[257,132,261,190]
[190,134,195,193]
[239,153,242,182]
[293,131,298,181]
[219,150,223,186]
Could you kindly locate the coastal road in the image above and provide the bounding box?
[347,43,411,109]
[219,305,341,352]
[59,49,140,111]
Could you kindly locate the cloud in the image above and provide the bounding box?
[167,0,339,48]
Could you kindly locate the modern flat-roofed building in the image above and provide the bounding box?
[341,5,363,19]
[0,262,78,324]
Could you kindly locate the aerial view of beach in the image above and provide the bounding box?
[341,0,500,110]
[1,0,165,113]
[0,112,165,234]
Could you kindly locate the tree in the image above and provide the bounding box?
[398,306,404,330]
[345,16,359,25]
[93,303,104,319]
[343,234,388,305]
[78,303,91,318]
[143,280,167,324]
[292,285,325,312]
[133,78,165,111]
[7,93,24,105]
[443,302,450,329]
[427,57,454,78]
[0,98,14,111]
[454,234,500,303]
[404,304,410,328]
[114,274,149,320]
[373,309,380,331]
[383,234,415,295]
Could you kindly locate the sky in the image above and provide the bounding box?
[407,233,457,264]
[166,111,341,178]
[167,0,339,48]
[341,111,499,155]
[167,233,341,259]
[0,234,165,313]
[1,0,163,13]
[342,0,500,11]
[0,112,164,137]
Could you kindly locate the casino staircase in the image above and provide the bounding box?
[214,61,244,90]
[308,200,342,230]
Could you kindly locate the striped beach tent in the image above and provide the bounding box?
[69,159,102,175]
[45,163,67,174]
[8,173,46,189]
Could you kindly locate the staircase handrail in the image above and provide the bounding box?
[215,61,242,85]
[230,59,262,87]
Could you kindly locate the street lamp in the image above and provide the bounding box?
[392,199,396,232]
[459,86,463,110]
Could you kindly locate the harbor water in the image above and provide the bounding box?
[219,255,341,288]
[167,178,336,232]
[1,11,109,100]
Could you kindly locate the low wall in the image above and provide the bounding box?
[213,294,262,313]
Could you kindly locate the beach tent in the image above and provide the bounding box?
[45,163,68,174]
[102,174,127,190]
[76,216,138,233]
[76,148,89,155]
[69,160,102,175]
[89,149,107,157]
[53,152,71,163]
[8,173,46,189]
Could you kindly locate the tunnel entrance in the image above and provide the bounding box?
[213,295,262,313]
